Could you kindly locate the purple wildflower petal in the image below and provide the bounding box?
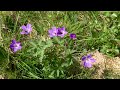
[16,42,21,45]
[12,40,16,44]
[13,45,22,53]
[26,24,31,28]
[87,54,92,58]
[58,34,65,38]
[48,29,54,34]
[90,58,96,63]
[84,60,92,68]
[15,45,22,51]
[20,23,32,35]
[26,24,32,32]
[70,33,76,39]
[62,27,65,30]
[10,39,22,53]
[82,54,96,68]
[82,56,87,61]
[48,30,57,37]
[48,27,58,37]
[21,25,27,30]
[13,47,20,53]
[57,27,67,38]
[20,31,26,34]
[63,30,68,35]
[10,45,14,50]
[52,27,57,30]
[57,28,62,34]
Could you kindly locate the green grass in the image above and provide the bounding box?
[0,11,120,79]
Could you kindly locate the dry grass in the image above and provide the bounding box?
[91,50,120,79]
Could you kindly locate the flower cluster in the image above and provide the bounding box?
[9,23,95,69]
[48,27,68,38]
[10,23,32,53]
[81,54,96,68]
[48,26,77,39]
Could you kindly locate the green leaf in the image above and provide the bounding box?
[20,61,31,71]
[46,39,53,47]
[111,13,117,18]
[61,63,69,67]
[28,72,41,79]
[113,49,119,55]
[48,70,55,78]
[69,59,73,66]
[57,70,59,77]
[66,49,74,55]
[114,39,120,45]
[53,37,64,46]
[60,70,64,75]
[104,12,110,17]
[39,50,44,62]
[29,41,37,47]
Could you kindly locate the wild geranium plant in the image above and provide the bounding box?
[2,11,120,79]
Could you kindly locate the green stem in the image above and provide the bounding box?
[77,37,101,42]
[13,12,19,32]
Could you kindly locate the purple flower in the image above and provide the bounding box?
[82,54,95,68]
[57,27,67,38]
[20,23,32,34]
[70,33,76,39]
[10,39,22,53]
[48,27,67,38]
[48,27,58,37]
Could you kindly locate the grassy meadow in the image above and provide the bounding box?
[0,11,120,79]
